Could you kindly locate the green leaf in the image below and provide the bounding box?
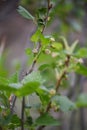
[16,82,40,96]
[76,93,87,107]
[70,40,78,53]
[75,63,87,76]
[9,83,22,89]
[16,71,43,96]
[52,95,76,112]
[38,8,47,16]
[51,42,63,50]
[0,76,20,95]
[22,71,43,84]
[31,29,42,43]
[1,71,44,96]
[41,36,50,45]
[9,72,19,83]
[36,87,50,106]
[0,83,17,93]
[3,115,12,125]
[60,36,69,50]
[0,77,9,85]
[11,114,21,125]
[31,30,50,45]
[35,113,60,126]
[18,6,34,20]
[75,48,87,58]
[39,64,50,71]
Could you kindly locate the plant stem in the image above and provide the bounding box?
[10,95,17,114]
[21,97,25,130]
[22,1,52,130]
[56,55,70,91]
[46,55,70,111]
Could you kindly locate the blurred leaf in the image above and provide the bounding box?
[18,6,34,20]
[0,77,9,85]
[16,82,40,96]
[51,42,63,50]
[75,48,87,58]
[52,95,76,112]
[70,40,78,53]
[9,83,22,89]
[26,116,33,126]
[60,36,69,50]
[76,93,87,107]
[36,87,50,106]
[0,114,12,125]
[0,92,9,107]
[11,114,21,125]
[36,8,47,26]
[35,113,60,126]
[31,29,42,43]
[0,76,20,94]
[75,63,87,76]
[41,36,50,45]
[0,83,17,93]
[9,72,19,83]
[38,8,47,16]
[39,64,50,71]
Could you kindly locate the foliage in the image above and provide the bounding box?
[0,0,87,130]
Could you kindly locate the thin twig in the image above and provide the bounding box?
[26,0,52,76]
[21,97,25,130]
[56,55,70,92]
[41,0,51,33]
[46,55,70,111]
[10,95,17,114]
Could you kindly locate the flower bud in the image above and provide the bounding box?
[78,58,83,64]
[32,48,38,54]
[50,37,55,42]
[51,52,58,58]
[45,49,51,55]
[49,89,56,95]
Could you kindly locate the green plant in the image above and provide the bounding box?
[0,0,87,130]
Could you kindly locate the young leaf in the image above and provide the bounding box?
[70,40,78,53]
[18,6,34,20]
[52,95,76,112]
[60,36,69,50]
[35,113,60,126]
[31,29,42,43]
